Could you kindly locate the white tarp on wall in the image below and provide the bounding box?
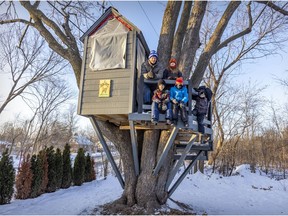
[89,18,129,71]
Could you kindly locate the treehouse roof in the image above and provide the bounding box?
[80,6,148,49]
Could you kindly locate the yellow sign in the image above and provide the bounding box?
[99,80,111,97]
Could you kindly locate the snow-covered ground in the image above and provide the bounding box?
[0,164,287,215]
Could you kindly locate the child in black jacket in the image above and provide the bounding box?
[192,86,212,134]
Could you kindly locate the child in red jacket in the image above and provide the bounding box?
[151,79,172,125]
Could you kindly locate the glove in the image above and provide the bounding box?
[179,102,185,108]
[148,71,154,79]
[172,99,178,104]
[162,103,167,111]
[143,73,149,79]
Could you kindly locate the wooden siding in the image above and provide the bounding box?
[77,37,88,115]
[79,31,136,117]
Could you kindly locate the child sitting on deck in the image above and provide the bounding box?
[170,77,189,127]
[151,79,172,125]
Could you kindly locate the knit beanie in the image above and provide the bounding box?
[169,58,177,69]
[149,50,158,59]
[175,77,183,85]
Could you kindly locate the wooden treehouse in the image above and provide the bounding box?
[77,7,213,197]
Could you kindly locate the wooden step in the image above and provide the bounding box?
[173,154,208,160]
[175,144,212,151]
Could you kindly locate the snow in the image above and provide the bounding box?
[170,165,288,215]
[0,177,122,215]
[73,135,93,146]
[0,164,288,215]
[0,140,11,145]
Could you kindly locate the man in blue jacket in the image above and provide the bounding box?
[170,77,189,127]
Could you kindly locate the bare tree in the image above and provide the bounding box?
[23,80,72,154]
[0,26,66,115]
[1,0,288,211]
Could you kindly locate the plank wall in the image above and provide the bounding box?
[79,31,136,116]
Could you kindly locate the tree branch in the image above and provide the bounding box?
[191,1,241,87]
[216,2,252,52]
[20,1,70,47]
[18,18,32,48]
[0,19,33,25]
[256,1,288,16]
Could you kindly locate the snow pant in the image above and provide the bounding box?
[143,83,151,104]
[151,102,172,121]
[192,109,206,133]
[172,103,188,124]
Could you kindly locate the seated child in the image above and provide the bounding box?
[192,85,213,134]
[151,79,172,125]
[170,77,189,127]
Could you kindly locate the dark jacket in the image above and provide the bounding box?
[141,60,163,79]
[163,69,183,80]
[193,96,209,114]
[192,86,213,114]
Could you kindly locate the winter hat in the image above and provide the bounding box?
[158,79,166,86]
[175,77,183,85]
[169,58,177,69]
[149,50,158,59]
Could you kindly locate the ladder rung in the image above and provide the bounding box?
[175,144,212,151]
[173,155,207,160]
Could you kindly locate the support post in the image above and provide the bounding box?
[168,150,203,197]
[207,101,213,150]
[188,79,192,115]
[166,134,198,190]
[129,120,139,176]
[137,75,144,113]
[89,116,125,189]
[153,126,179,175]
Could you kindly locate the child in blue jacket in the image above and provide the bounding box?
[170,77,189,127]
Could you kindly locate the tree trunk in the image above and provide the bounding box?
[157,1,182,66]
[6,0,271,212]
[172,1,193,61]
[178,1,207,79]
[136,130,160,209]
[101,128,174,211]
[135,130,174,211]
